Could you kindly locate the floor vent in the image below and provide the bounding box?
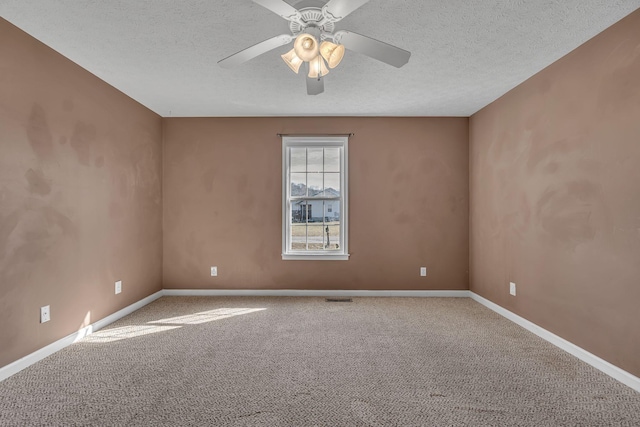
[325,298,353,303]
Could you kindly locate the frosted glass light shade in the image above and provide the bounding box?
[281,48,303,74]
[320,41,345,68]
[294,33,319,62]
[308,55,329,79]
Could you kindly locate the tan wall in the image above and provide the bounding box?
[163,117,469,291]
[0,19,163,368]
[7,3,637,381]
[470,10,640,376]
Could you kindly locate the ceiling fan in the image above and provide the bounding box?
[218,0,411,95]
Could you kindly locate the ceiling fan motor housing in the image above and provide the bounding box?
[290,8,335,37]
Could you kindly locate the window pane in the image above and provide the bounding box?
[290,223,307,250]
[325,203,340,250]
[291,201,308,224]
[291,173,307,197]
[307,148,323,173]
[307,225,324,250]
[326,200,340,220]
[304,200,321,222]
[325,223,341,250]
[307,173,323,197]
[290,148,306,172]
[324,148,340,172]
[324,173,340,196]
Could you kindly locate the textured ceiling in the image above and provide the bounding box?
[1,0,639,117]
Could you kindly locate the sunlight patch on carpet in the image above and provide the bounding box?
[83,325,181,343]
[82,308,266,343]
[149,308,267,325]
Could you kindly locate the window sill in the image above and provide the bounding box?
[282,253,350,261]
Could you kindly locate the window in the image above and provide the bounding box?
[282,136,349,260]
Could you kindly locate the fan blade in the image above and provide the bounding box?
[307,76,324,95]
[253,0,302,22]
[218,34,293,68]
[322,0,370,22]
[334,31,410,68]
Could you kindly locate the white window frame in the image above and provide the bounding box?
[282,136,349,260]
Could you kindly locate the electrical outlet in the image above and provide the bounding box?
[115,280,122,294]
[510,282,516,296]
[210,266,218,277]
[420,267,427,277]
[40,305,50,323]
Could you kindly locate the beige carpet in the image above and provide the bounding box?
[0,297,638,426]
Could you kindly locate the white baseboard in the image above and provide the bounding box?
[0,289,467,382]
[0,291,163,382]
[3,289,638,394]
[162,289,471,298]
[469,292,640,393]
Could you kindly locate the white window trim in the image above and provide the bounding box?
[282,136,349,261]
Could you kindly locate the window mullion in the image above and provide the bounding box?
[322,148,326,249]
[305,147,308,251]
[341,146,344,250]
[290,197,340,201]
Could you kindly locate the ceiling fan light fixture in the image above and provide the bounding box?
[281,48,303,74]
[320,41,345,68]
[294,33,319,62]
[218,0,412,96]
[308,55,330,79]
